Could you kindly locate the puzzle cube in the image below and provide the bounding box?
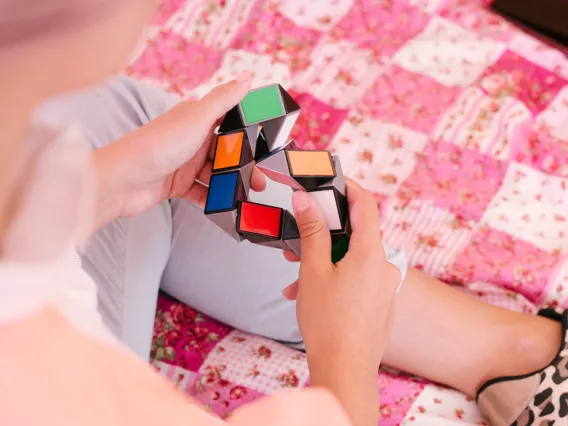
[204,82,352,263]
[236,201,301,257]
[219,83,300,155]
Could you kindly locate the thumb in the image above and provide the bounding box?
[200,72,253,122]
[292,191,332,269]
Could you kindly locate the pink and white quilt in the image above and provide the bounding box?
[127,0,568,424]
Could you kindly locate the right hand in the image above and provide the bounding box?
[283,178,401,371]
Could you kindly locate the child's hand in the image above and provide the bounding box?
[93,73,266,228]
[282,178,400,426]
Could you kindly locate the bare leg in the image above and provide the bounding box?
[382,268,562,396]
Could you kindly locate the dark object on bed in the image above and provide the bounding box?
[490,0,567,51]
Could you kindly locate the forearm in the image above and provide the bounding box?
[90,143,128,233]
[308,353,380,426]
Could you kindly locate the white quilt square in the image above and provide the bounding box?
[537,86,568,142]
[199,330,309,394]
[295,38,384,109]
[433,87,532,160]
[189,50,292,98]
[329,114,428,195]
[542,256,568,308]
[482,162,568,254]
[393,17,506,87]
[381,200,476,276]
[402,385,483,425]
[164,0,255,49]
[277,0,353,31]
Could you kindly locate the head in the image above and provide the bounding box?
[0,0,160,244]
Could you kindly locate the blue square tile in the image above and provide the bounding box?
[205,172,239,213]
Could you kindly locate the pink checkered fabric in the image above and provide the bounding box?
[141,0,568,424]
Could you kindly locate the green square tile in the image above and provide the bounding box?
[240,85,284,124]
[331,237,349,264]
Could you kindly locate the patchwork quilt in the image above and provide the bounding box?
[127,0,568,424]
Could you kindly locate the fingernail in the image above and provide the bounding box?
[292,191,311,214]
[235,71,253,85]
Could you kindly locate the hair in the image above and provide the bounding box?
[0,0,117,51]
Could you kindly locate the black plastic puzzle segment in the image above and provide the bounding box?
[284,238,301,258]
[278,84,301,114]
[245,124,260,157]
[318,156,346,197]
[207,209,243,242]
[254,127,270,162]
[282,210,300,240]
[219,106,244,133]
[239,162,254,196]
[260,116,286,151]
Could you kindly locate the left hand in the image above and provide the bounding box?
[94,73,266,227]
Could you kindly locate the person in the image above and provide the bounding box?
[45,74,568,426]
[0,1,399,426]
[3,1,568,425]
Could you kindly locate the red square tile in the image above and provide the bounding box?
[290,92,349,149]
[397,140,508,221]
[446,226,560,303]
[329,1,429,59]
[229,6,323,73]
[479,50,568,114]
[129,31,223,95]
[356,65,461,134]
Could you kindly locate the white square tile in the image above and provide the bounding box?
[294,38,384,108]
[278,0,353,31]
[329,114,428,195]
[393,17,506,87]
[312,189,342,230]
[381,200,476,276]
[481,162,568,253]
[199,330,309,394]
[433,87,532,160]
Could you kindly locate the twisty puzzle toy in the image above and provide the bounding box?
[204,83,351,263]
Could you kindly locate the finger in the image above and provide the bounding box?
[342,178,386,260]
[283,250,300,262]
[200,72,253,124]
[196,160,213,186]
[282,280,299,300]
[182,182,209,208]
[250,166,267,192]
[291,191,332,270]
[207,117,223,161]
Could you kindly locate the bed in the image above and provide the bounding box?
[127,0,568,424]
